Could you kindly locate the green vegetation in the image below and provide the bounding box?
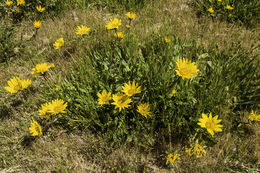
[0,0,259,172]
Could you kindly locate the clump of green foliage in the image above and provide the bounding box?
[193,0,260,28]
[42,33,259,147]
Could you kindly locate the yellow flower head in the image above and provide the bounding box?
[5,77,31,94]
[125,12,136,20]
[5,77,22,94]
[75,25,90,36]
[97,90,112,105]
[114,32,124,39]
[29,121,42,136]
[217,0,222,2]
[226,5,234,10]
[175,58,199,79]
[198,113,223,136]
[53,37,64,49]
[248,110,260,121]
[126,24,130,29]
[137,103,151,118]
[121,81,141,97]
[164,37,170,43]
[21,79,32,89]
[168,89,176,98]
[208,7,214,14]
[193,143,206,158]
[112,93,132,111]
[33,20,42,29]
[31,63,54,76]
[38,103,52,120]
[47,99,67,115]
[17,0,25,6]
[36,5,45,12]
[6,0,13,6]
[166,153,180,165]
[105,18,122,30]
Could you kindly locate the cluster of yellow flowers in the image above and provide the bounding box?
[208,1,234,14]
[97,81,151,118]
[4,77,31,94]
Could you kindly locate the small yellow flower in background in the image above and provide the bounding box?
[29,121,42,136]
[97,90,112,105]
[36,5,45,12]
[5,77,31,94]
[137,103,152,118]
[105,18,122,30]
[75,25,90,36]
[112,93,132,111]
[226,5,234,10]
[193,143,206,158]
[175,58,199,79]
[33,20,42,29]
[166,153,180,165]
[6,0,13,6]
[168,89,176,98]
[31,63,55,76]
[121,81,141,97]
[55,87,59,91]
[126,24,130,28]
[248,110,260,121]
[164,37,170,43]
[114,32,124,39]
[198,113,223,136]
[125,12,136,20]
[208,8,214,14]
[48,99,67,115]
[183,146,192,156]
[17,0,25,6]
[217,0,222,2]
[53,37,64,49]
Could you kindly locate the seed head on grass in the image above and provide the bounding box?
[105,18,121,30]
[97,90,112,106]
[29,121,42,136]
[137,103,151,118]
[112,93,132,111]
[121,81,141,97]
[31,63,55,76]
[36,5,45,12]
[6,0,13,6]
[175,58,199,79]
[75,25,90,36]
[53,38,64,49]
[198,113,223,136]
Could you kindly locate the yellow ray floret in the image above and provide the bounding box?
[36,5,45,12]
[29,121,42,136]
[114,32,124,39]
[121,81,141,97]
[112,93,132,111]
[31,63,55,76]
[97,90,112,105]
[197,113,223,136]
[137,103,151,118]
[175,58,199,79]
[33,20,42,29]
[125,12,136,20]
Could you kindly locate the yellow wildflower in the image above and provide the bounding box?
[164,37,170,43]
[168,89,176,98]
[166,153,180,165]
[29,121,42,136]
[248,110,260,121]
[208,8,214,14]
[114,32,124,39]
[121,81,141,97]
[47,99,67,115]
[126,24,130,28]
[5,77,31,94]
[112,93,132,111]
[125,12,136,20]
[193,143,206,158]
[137,103,152,118]
[17,0,25,6]
[33,20,42,29]
[6,0,13,6]
[198,113,223,136]
[53,38,64,49]
[105,18,122,30]
[75,25,90,36]
[97,90,112,105]
[36,5,45,12]
[226,5,234,10]
[175,58,199,79]
[31,63,55,76]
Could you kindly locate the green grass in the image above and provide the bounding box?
[0,0,259,172]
